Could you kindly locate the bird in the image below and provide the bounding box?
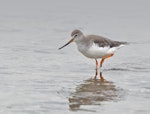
[59,29,127,79]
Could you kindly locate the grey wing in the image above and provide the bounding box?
[92,35,127,47]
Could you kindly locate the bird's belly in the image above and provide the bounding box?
[79,46,116,59]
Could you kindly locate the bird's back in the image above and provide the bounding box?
[86,35,127,48]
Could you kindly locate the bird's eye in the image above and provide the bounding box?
[74,34,78,37]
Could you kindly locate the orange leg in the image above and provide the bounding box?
[100,72,105,82]
[94,59,98,79]
[100,53,114,67]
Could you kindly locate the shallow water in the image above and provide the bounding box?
[0,0,150,114]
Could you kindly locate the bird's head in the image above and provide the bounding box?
[59,29,83,50]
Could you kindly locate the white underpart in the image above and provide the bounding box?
[78,42,125,59]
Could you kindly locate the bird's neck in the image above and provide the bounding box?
[75,39,90,53]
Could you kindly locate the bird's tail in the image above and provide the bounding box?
[121,41,129,45]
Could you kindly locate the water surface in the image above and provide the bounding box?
[0,0,150,114]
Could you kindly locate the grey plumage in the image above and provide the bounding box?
[88,35,127,48]
[71,29,128,48]
[71,29,83,37]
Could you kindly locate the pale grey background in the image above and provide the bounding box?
[0,0,150,114]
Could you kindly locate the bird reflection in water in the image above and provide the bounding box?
[69,72,122,111]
